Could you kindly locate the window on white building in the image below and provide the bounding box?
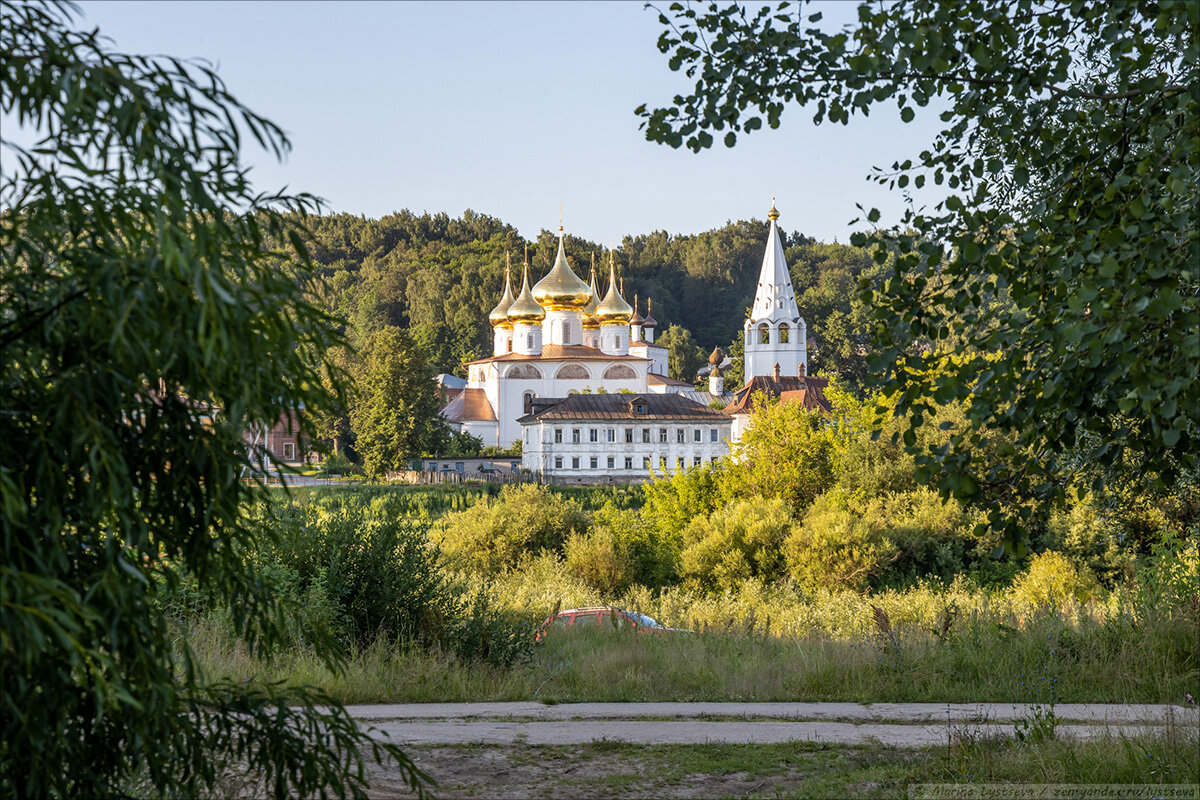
[555,457,563,469]
[659,428,668,443]
[693,456,702,467]
[554,428,563,443]
[642,429,651,443]
[642,456,650,469]
[693,428,701,442]
[710,428,718,442]
[572,428,581,444]
[572,457,580,469]
[607,457,615,469]
[659,457,667,469]
[625,428,633,443]
[527,333,534,349]
[590,457,598,469]
[676,428,685,443]
[589,428,598,443]
[606,428,615,443]
[677,457,685,469]
[779,323,790,343]
[625,457,633,470]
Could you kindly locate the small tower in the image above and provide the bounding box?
[508,248,545,356]
[629,294,645,343]
[488,254,516,356]
[707,346,725,396]
[596,249,633,356]
[743,199,807,382]
[642,298,658,343]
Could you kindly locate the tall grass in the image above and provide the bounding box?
[177,486,1196,706]
[182,578,1198,705]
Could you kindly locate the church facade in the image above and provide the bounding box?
[440,201,828,481]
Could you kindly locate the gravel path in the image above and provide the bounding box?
[346,702,1198,747]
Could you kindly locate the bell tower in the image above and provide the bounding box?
[743,199,807,382]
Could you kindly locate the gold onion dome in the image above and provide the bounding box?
[596,252,634,324]
[488,255,516,327]
[582,255,602,328]
[506,258,546,323]
[708,345,724,365]
[768,196,780,221]
[532,228,593,309]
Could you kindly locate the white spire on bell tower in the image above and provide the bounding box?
[743,198,807,382]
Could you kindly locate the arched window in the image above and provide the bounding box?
[603,364,637,380]
[758,323,770,345]
[507,364,543,379]
[779,323,790,344]
[555,364,590,379]
[523,391,535,415]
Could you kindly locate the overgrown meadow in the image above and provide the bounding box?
[164,416,1198,707]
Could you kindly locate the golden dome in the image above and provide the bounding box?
[582,255,602,328]
[507,258,546,323]
[595,251,634,324]
[488,255,516,327]
[532,229,593,309]
[768,196,780,221]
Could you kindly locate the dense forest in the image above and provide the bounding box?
[292,209,883,390]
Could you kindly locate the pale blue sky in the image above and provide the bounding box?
[56,1,945,244]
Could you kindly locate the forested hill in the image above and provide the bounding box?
[295,209,883,388]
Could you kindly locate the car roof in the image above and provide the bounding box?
[557,606,623,614]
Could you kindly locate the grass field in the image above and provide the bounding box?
[185,599,1197,706]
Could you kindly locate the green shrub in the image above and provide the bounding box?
[784,491,899,591]
[883,489,992,585]
[592,502,680,589]
[319,450,355,477]
[435,483,589,574]
[1136,531,1200,612]
[680,497,793,592]
[261,500,458,646]
[1010,551,1099,609]
[563,527,634,596]
[250,495,536,666]
[1043,497,1137,587]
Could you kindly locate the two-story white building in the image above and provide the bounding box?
[519,393,732,484]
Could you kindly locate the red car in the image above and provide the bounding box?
[536,606,673,640]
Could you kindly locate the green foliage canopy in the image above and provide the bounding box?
[640,0,1200,549]
[349,325,444,477]
[657,322,706,382]
[0,2,424,796]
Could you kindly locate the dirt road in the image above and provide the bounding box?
[348,701,1198,747]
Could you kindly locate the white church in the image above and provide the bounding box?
[441,201,831,482]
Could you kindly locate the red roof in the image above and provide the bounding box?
[647,373,693,387]
[440,388,497,422]
[465,344,648,365]
[723,374,833,416]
